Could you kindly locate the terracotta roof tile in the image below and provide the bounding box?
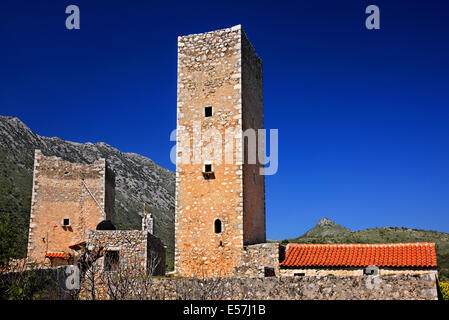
[68,241,86,250]
[45,252,70,259]
[279,242,437,268]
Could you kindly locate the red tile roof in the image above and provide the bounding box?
[279,242,437,268]
[45,252,70,259]
[68,241,86,250]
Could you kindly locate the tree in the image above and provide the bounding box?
[0,214,17,267]
[76,241,163,300]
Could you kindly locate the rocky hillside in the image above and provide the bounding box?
[0,116,175,269]
[300,218,352,238]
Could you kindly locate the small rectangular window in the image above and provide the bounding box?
[63,218,70,226]
[264,267,275,277]
[104,250,120,272]
[203,163,215,180]
[205,106,213,117]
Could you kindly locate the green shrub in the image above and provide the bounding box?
[439,282,449,300]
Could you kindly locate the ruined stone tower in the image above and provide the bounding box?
[26,150,115,265]
[175,25,265,277]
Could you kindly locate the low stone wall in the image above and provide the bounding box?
[0,266,73,300]
[2,268,438,300]
[126,274,438,300]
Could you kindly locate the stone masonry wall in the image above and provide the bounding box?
[104,166,116,223]
[79,230,164,300]
[175,25,266,277]
[241,30,265,245]
[232,243,285,277]
[88,230,148,271]
[175,25,244,277]
[87,230,166,275]
[27,150,115,264]
[81,274,439,300]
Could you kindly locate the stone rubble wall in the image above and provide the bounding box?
[175,24,268,278]
[88,230,148,270]
[175,25,246,277]
[87,230,166,275]
[3,269,439,300]
[112,274,439,300]
[27,150,115,264]
[232,243,285,277]
[241,29,266,245]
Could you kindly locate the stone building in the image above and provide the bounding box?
[26,150,166,275]
[175,25,266,277]
[26,150,115,266]
[173,25,441,280]
[25,26,440,293]
[230,242,438,278]
[279,242,438,277]
[86,230,166,276]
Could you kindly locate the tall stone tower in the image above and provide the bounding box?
[175,25,265,277]
[26,150,115,265]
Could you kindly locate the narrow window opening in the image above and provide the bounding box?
[63,218,70,226]
[204,164,212,173]
[214,219,222,234]
[205,106,213,117]
[104,250,120,272]
[203,163,215,180]
[219,241,223,247]
[264,267,275,277]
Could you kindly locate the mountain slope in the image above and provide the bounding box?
[0,116,175,269]
[300,218,352,238]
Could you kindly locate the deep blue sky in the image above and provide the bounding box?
[1,1,448,239]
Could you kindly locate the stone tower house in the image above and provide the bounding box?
[26,150,115,265]
[175,25,265,277]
